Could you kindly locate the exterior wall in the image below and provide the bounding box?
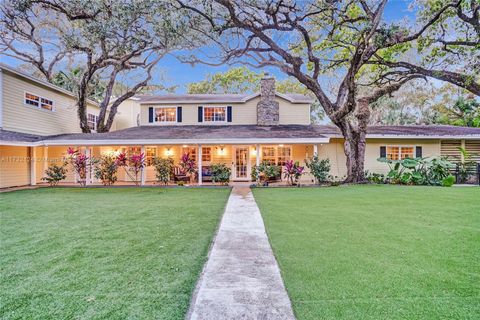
[139,96,311,126]
[115,99,141,130]
[319,138,442,178]
[0,146,30,188]
[1,70,101,135]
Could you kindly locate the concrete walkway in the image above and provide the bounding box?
[188,187,295,320]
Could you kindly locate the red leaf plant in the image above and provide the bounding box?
[283,160,305,186]
[180,152,197,184]
[64,148,90,186]
[115,152,145,186]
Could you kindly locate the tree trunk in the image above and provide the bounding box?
[77,98,90,133]
[335,98,370,183]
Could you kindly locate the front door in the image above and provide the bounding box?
[234,147,250,180]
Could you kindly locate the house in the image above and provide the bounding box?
[1,63,480,188]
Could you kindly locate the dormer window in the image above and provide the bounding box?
[204,107,226,122]
[25,92,53,111]
[155,107,177,122]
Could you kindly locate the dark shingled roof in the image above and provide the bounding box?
[134,93,313,104]
[2,125,479,144]
[45,125,329,141]
[0,129,45,142]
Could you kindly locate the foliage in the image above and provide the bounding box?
[42,164,67,186]
[364,171,386,184]
[187,66,324,122]
[211,163,231,185]
[441,175,456,187]
[283,160,304,186]
[305,155,330,184]
[64,147,89,186]
[437,96,480,128]
[251,162,280,185]
[378,157,454,186]
[92,155,118,186]
[450,147,479,183]
[115,152,145,186]
[179,153,196,174]
[152,157,174,185]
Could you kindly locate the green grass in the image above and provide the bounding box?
[0,187,230,319]
[253,185,480,320]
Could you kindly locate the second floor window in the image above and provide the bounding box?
[87,113,98,131]
[204,107,226,122]
[155,107,177,122]
[25,92,53,111]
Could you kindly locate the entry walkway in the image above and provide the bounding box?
[188,187,295,320]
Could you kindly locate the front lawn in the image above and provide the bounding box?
[253,185,480,320]
[0,187,230,319]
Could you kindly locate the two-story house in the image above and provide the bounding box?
[1,63,479,188]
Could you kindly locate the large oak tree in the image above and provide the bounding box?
[177,0,479,182]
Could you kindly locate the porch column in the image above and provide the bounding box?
[198,145,203,185]
[85,147,91,185]
[43,146,49,179]
[313,144,318,156]
[30,147,36,186]
[256,144,260,166]
[141,145,146,186]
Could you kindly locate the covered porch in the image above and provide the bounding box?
[29,143,325,186]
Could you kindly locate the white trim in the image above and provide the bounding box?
[203,106,227,123]
[326,134,480,140]
[152,106,178,124]
[30,147,36,186]
[0,69,3,128]
[24,91,55,112]
[198,145,202,185]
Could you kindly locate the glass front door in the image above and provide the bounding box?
[234,147,249,180]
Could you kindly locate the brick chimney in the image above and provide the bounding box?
[257,74,279,125]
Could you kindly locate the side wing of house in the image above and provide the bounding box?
[0,66,103,135]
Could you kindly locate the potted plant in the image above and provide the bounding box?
[179,153,197,185]
[283,160,304,186]
[211,163,231,185]
[252,162,279,186]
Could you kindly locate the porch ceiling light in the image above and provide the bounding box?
[166,148,172,156]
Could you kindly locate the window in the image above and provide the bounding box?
[181,146,197,160]
[25,92,53,111]
[145,147,157,166]
[277,146,292,166]
[387,146,414,160]
[202,147,212,162]
[204,107,226,122]
[87,113,98,131]
[155,107,177,122]
[261,146,292,166]
[262,147,276,165]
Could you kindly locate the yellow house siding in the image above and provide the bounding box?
[115,99,141,130]
[0,146,30,188]
[138,97,311,126]
[2,71,101,135]
[320,138,442,178]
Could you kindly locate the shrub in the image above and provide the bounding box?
[42,164,67,186]
[153,157,174,185]
[211,163,231,185]
[93,155,118,186]
[305,155,330,184]
[378,156,454,186]
[365,171,386,184]
[116,152,145,186]
[252,162,279,185]
[65,147,89,186]
[442,175,456,187]
[283,160,304,186]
